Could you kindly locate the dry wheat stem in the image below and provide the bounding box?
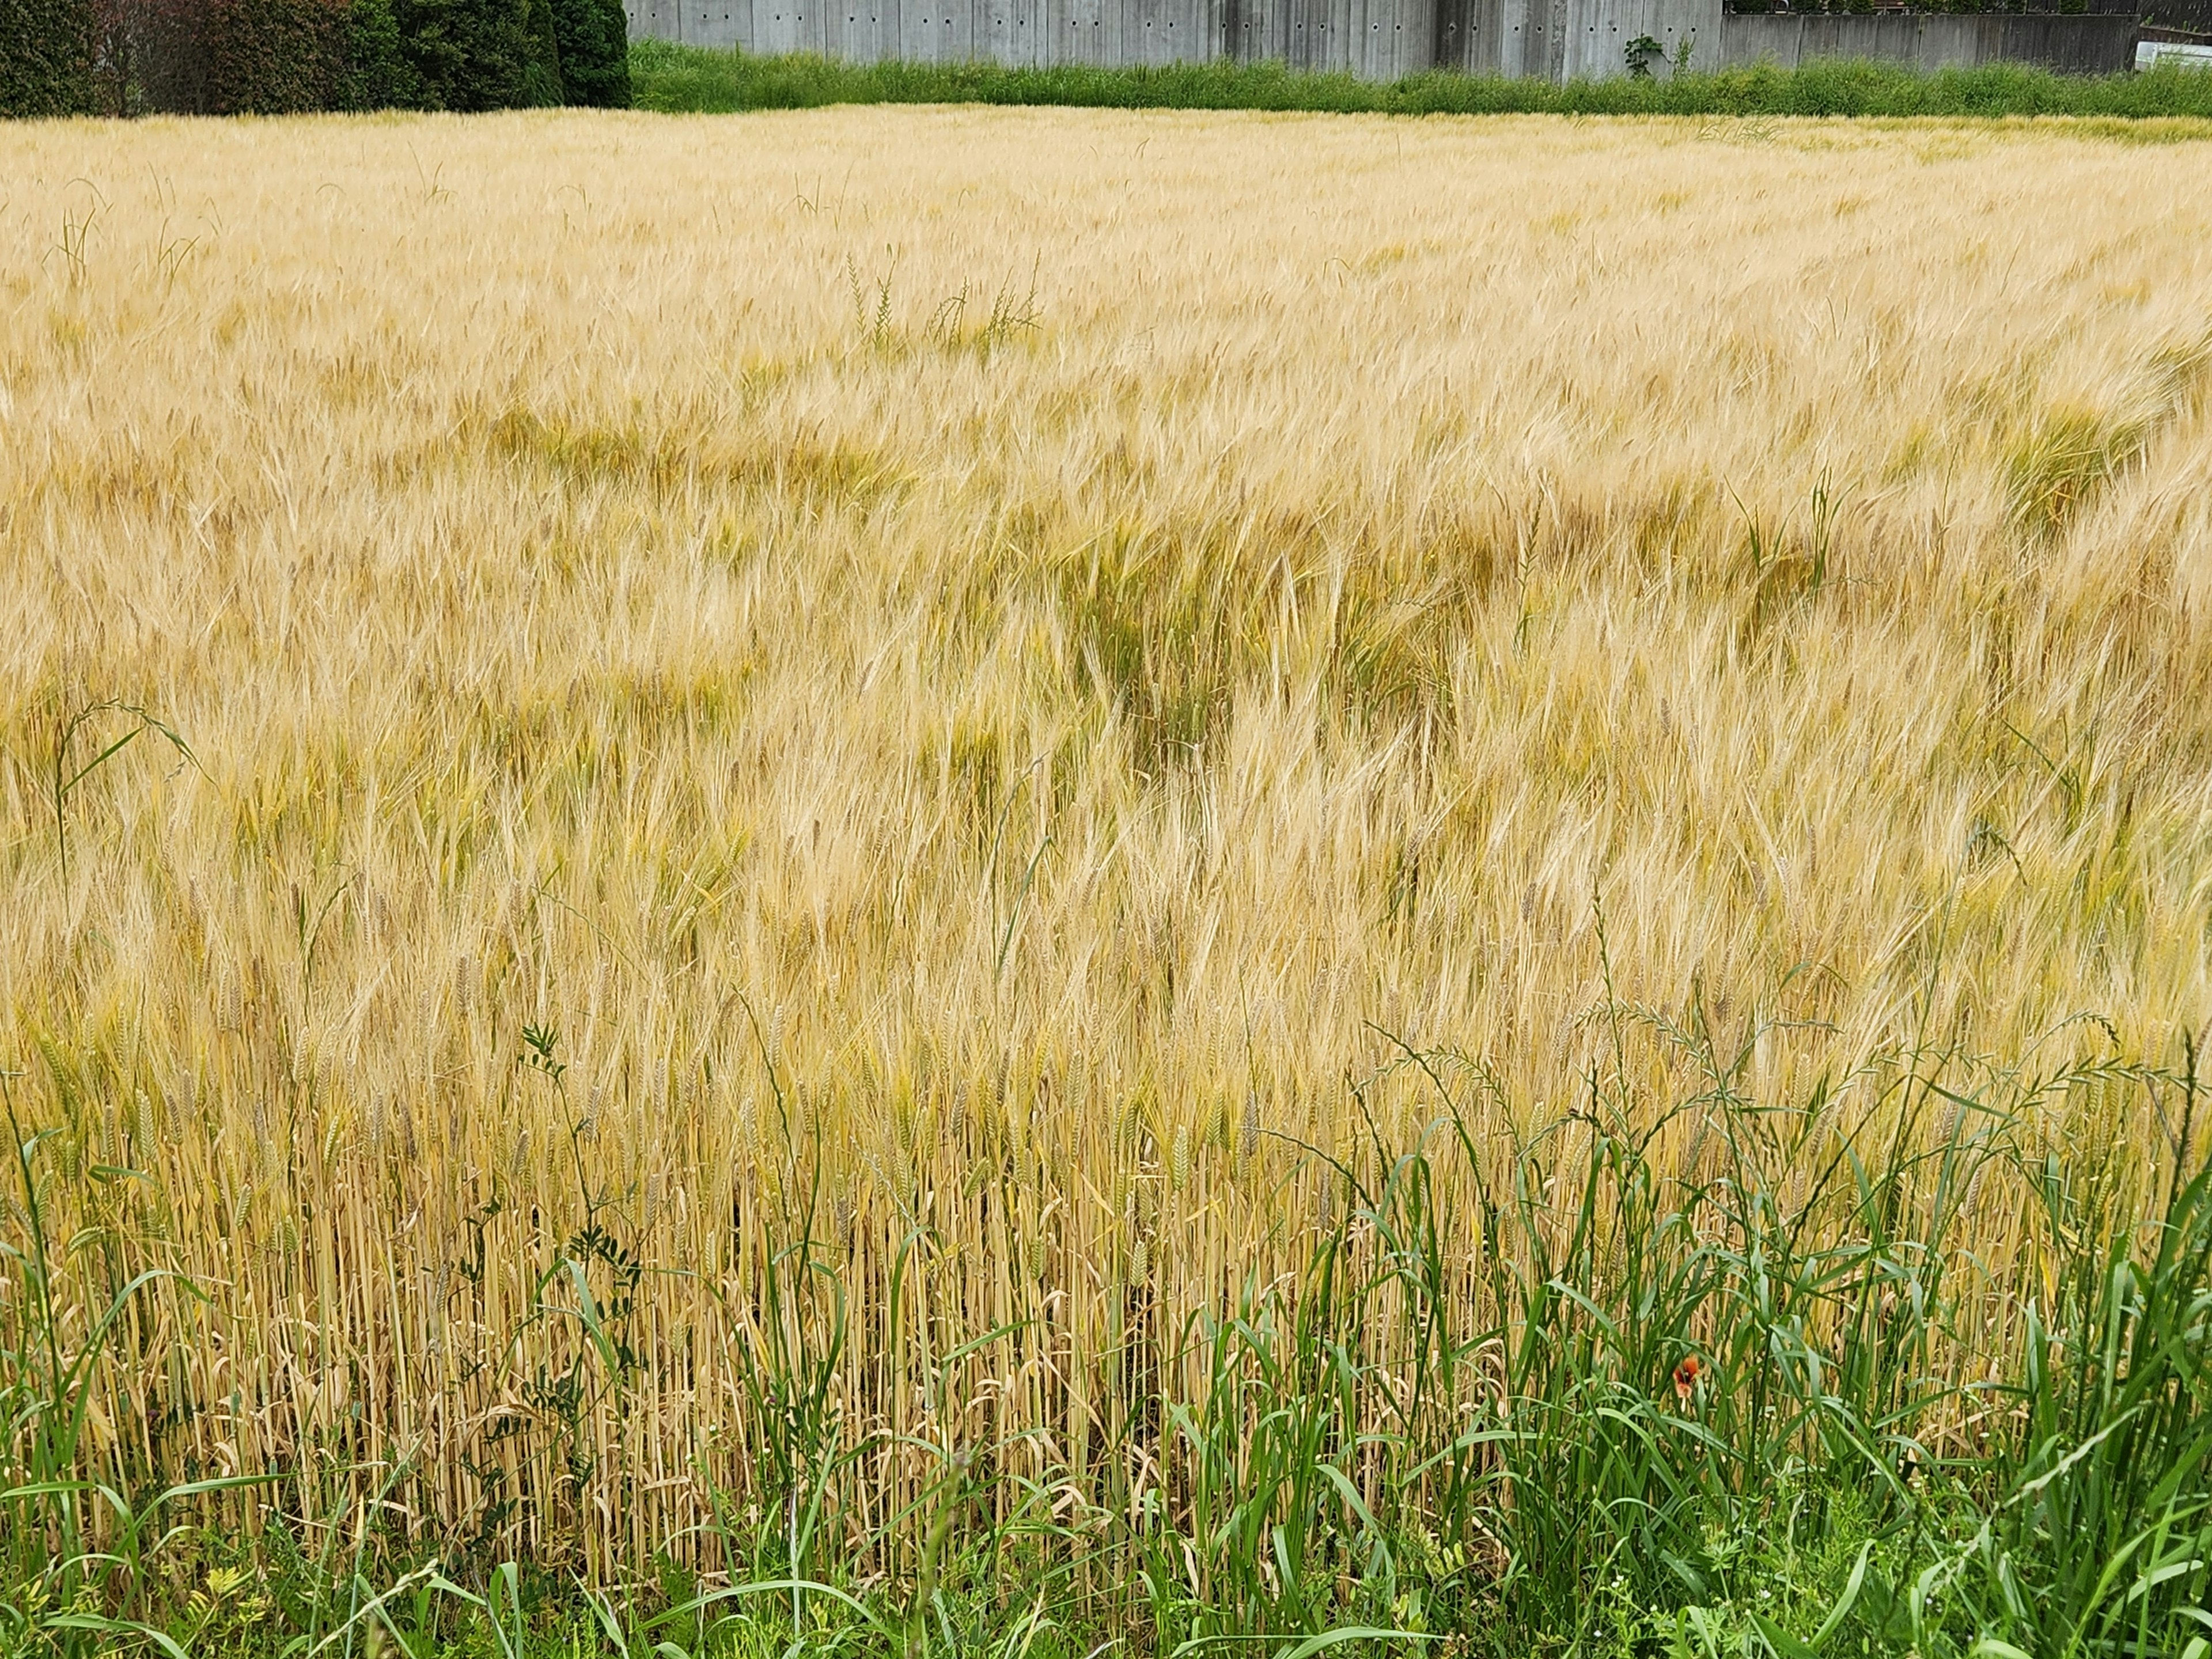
[1,108,2210,1570]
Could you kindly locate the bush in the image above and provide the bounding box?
[200,0,349,112]
[521,0,564,103]
[397,0,562,109]
[89,0,347,113]
[551,0,627,105]
[336,0,427,108]
[50,0,566,116]
[93,0,205,114]
[7,0,607,125]
[1,0,97,115]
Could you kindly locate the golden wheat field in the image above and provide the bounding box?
[3,107,2212,1574]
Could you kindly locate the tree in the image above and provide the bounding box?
[551,0,628,106]
[398,0,559,111]
[338,0,427,108]
[2,0,97,116]
[199,0,349,113]
[521,0,563,102]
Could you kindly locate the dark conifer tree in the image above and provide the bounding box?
[551,0,627,106]
[0,0,97,115]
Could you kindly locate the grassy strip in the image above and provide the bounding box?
[631,40,2212,118]
[10,1042,2212,1656]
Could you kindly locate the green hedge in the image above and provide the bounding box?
[89,0,393,113]
[552,0,629,105]
[2,0,626,115]
[387,0,629,109]
[393,0,557,109]
[1,0,96,114]
[198,0,350,113]
[338,0,425,107]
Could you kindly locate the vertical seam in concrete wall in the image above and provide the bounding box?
[630,0,2137,78]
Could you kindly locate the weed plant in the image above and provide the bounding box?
[7,1027,2212,1655]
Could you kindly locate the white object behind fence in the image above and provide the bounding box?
[2137,38,2212,69]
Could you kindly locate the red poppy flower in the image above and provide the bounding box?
[1673,1355,1702,1400]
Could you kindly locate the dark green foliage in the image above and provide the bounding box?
[84,0,349,115]
[521,0,565,103]
[630,42,2212,120]
[397,0,561,110]
[198,0,348,113]
[391,0,465,106]
[1931,1137,2212,1654]
[0,0,96,116]
[337,0,428,108]
[28,0,506,116]
[552,0,628,105]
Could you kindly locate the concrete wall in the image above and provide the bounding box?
[1427,0,1721,78]
[1714,11,2138,73]
[1222,0,1441,78]
[624,0,2139,80]
[1561,0,1720,80]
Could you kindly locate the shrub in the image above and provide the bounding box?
[398,0,562,109]
[199,0,349,112]
[336,0,427,108]
[93,0,206,115]
[0,0,97,115]
[69,0,480,116]
[84,0,347,113]
[521,0,564,103]
[551,0,627,105]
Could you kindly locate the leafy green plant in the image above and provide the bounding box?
[1912,1042,2212,1657]
[0,1070,276,1658]
[33,696,196,888]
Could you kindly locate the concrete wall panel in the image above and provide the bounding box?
[628,0,2139,79]
[1559,0,1716,78]
[1715,12,2135,73]
[1069,0,1108,66]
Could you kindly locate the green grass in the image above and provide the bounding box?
[9,1029,2212,1657]
[629,41,2212,120]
